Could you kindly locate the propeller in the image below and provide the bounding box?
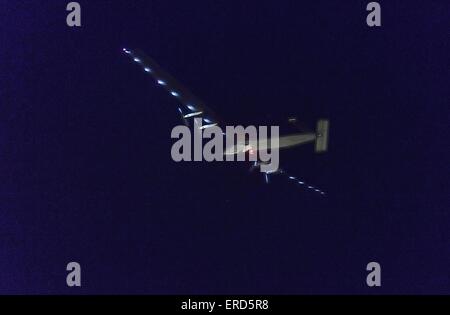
[249,161,284,184]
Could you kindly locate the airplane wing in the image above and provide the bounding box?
[283,170,326,195]
[123,48,220,129]
[249,161,326,195]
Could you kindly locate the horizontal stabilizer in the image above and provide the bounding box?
[315,119,329,153]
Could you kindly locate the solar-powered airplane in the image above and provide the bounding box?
[122,48,329,195]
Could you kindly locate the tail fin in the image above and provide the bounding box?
[315,119,329,153]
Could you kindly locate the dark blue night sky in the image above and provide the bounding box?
[0,1,449,294]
